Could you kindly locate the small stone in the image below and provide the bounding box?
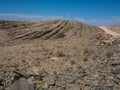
[71,83,81,90]
[0,79,4,86]
[116,75,120,79]
[27,77,34,84]
[0,86,4,90]
[108,76,114,80]
[13,70,31,79]
[104,60,108,63]
[58,87,66,90]
[34,75,43,81]
[42,83,49,90]
[101,43,104,46]
[31,66,40,75]
[111,60,120,66]
[43,76,56,86]
[111,69,120,74]
[4,87,10,90]
[49,86,59,90]
[84,86,92,90]
[6,78,36,90]
[112,77,120,84]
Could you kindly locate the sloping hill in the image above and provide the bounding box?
[0,30,9,44]
[0,20,104,42]
[1,20,120,90]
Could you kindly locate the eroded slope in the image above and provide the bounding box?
[0,20,104,44]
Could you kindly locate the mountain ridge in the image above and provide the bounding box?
[0,20,104,42]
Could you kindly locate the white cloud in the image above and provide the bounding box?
[112,16,120,22]
[0,14,64,21]
[0,14,120,26]
[75,18,100,25]
[74,18,85,23]
[74,17,120,26]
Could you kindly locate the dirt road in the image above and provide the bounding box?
[99,26,120,37]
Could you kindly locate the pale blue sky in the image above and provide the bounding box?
[0,0,120,25]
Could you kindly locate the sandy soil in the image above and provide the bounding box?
[107,25,120,34]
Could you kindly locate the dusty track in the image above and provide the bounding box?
[99,26,120,37]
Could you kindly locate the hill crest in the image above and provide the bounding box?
[0,20,104,42]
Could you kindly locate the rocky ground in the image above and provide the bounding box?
[0,20,120,90]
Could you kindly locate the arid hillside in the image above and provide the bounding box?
[0,20,104,45]
[0,20,120,90]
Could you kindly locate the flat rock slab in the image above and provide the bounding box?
[111,60,120,66]
[71,83,81,90]
[0,79,3,86]
[14,70,31,79]
[5,78,35,90]
[94,86,113,90]
[111,69,120,74]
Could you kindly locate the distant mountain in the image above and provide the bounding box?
[0,20,104,44]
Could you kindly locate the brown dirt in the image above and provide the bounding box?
[0,20,120,90]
